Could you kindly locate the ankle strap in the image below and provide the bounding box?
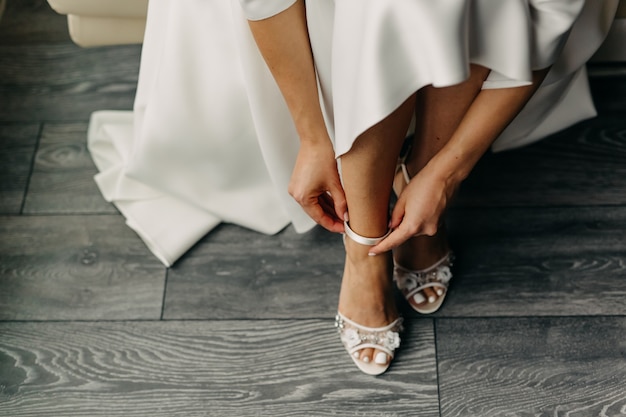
[344,221,391,246]
[399,162,411,184]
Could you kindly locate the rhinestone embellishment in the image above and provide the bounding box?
[394,253,454,293]
[335,315,402,352]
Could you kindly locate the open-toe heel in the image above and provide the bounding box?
[393,159,454,314]
[392,158,454,314]
[336,221,403,376]
[394,252,454,314]
[335,312,402,375]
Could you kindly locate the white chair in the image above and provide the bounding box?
[46,0,148,47]
[46,0,624,61]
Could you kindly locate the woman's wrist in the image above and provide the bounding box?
[425,146,478,190]
[297,122,333,147]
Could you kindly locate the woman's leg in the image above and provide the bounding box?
[394,65,490,309]
[375,68,552,258]
[338,95,415,365]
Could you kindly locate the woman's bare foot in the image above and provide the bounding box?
[337,235,399,368]
[393,229,451,312]
[391,162,452,312]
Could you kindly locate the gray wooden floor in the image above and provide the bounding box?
[1,2,625,416]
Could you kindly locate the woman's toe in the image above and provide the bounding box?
[374,351,389,365]
[412,291,427,305]
[422,287,437,304]
[359,348,374,363]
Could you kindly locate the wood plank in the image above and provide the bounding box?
[0,43,140,122]
[164,225,345,320]
[0,0,71,45]
[455,114,626,207]
[440,206,626,317]
[0,319,439,417]
[165,206,626,320]
[23,123,117,214]
[0,123,39,214]
[0,215,165,320]
[436,317,626,417]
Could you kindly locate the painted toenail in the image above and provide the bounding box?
[428,295,436,303]
[362,356,370,363]
[353,352,360,359]
[374,352,388,365]
[413,293,426,304]
[436,289,444,296]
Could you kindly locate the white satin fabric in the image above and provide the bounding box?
[88,0,617,266]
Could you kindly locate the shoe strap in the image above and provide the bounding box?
[343,221,391,246]
[394,252,452,274]
[399,162,411,184]
[336,312,403,358]
[402,282,448,301]
[336,311,403,333]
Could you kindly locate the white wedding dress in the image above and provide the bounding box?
[88,0,618,266]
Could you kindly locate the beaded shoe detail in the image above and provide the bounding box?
[394,252,454,314]
[335,312,403,375]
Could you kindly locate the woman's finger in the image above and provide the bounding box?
[328,182,348,221]
[302,196,344,233]
[319,194,345,232]
[368,227,416,255]
[388,195,407,229]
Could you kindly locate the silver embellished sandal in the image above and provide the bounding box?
[394,252,454,314]
[335,312,402,376]
[336,221,403,376]
[393,157,454,314]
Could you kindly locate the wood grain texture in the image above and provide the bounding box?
[23,123,117,214]
[0,123,39,214]
[0,43,140,122]
[436,317,626,417]
[165,206,626,321]
[0,215,165,320]
[0,319,438,417]
[0,0,70,45]
[455,114,626,207]
[437,206,626,317]
[164,225,345,320]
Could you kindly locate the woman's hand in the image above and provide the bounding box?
[288,140,347,233]
[369,162,458,254]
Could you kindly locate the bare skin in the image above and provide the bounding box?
[370,67,551,256]
[391,64,491,309]
[248,1,406,367]
[339,96,415,367]
[248,1,347,233]
[369,67,550,311]
[248,0,552,369]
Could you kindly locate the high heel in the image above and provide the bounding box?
[394,252,454,314]
[393,159,454,314]
[337,221,403,376]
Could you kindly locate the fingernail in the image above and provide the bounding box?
[374,352,388,365]
[344,212,349,221]
[368,252,377,257]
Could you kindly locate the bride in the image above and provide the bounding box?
[88,0,618,375]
